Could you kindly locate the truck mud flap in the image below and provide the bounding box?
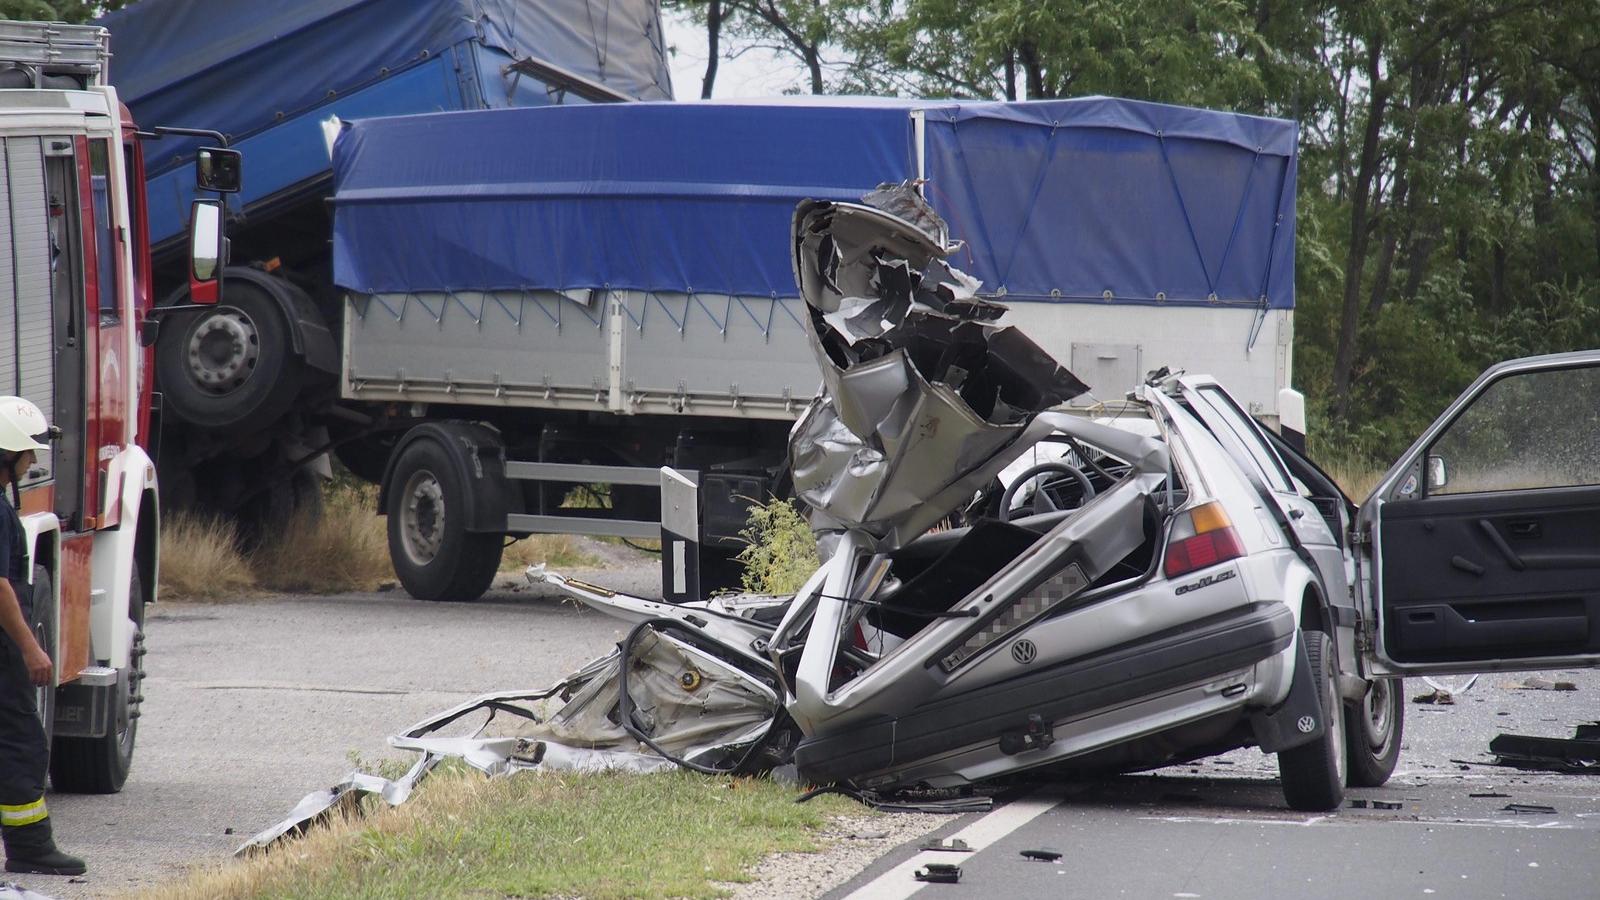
[794,601,1295,784]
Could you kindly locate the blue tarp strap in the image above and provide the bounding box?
[942,118,1003,289]
[1156,131,1217,301]
[491,291,526,330]
[1246,161,1293,352]
[997,123,1063,292]
[1210,149,1262,297]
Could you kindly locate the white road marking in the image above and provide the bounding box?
[843,790,1063,900]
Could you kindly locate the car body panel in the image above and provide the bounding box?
[1357,350,1600,676]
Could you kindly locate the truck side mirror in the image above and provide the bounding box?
[195,147,241,193]
[189,199,225,304]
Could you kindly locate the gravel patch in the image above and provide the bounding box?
[723,810,946,900]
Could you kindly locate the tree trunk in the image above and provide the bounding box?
[804,44,823,93]
[1019,41,1043,100]
[1331,45,1387,421]
[1004,48,1017,101]
[700,0,722,99]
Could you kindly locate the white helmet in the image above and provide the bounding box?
[0,396,50,453]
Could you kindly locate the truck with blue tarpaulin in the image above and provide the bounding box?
[97,0,672,532]
[101,0,1299,602]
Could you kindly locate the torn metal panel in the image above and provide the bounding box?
[788,194,1090,543]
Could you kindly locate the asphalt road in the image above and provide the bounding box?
[832,671,1600,900]
[35,552,658,899]
[18,546,1600,900]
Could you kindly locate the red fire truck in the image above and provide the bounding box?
[1,20,229,792]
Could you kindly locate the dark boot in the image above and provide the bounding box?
[2,818,87,877]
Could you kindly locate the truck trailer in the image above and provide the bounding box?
[95,0,673,531]
[325,97,1300,601]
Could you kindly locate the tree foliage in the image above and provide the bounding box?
[0,1,129,23]
[673,0,1600,466]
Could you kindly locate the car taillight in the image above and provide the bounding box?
[1163,501,1245,578]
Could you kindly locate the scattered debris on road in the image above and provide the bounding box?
[1487,724,1600,773]
[1021,849,1064,862]
[1502,803,1559,815]
[1412,688,1456,705]
[1504,676,1578,692]
[914,862,962,884]
[919,837,973,853]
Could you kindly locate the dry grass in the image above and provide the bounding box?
[159,482,612,600]
[156,513,257,601]
[502,533,601,570]
[251,483,394,594]
[125,769,858,900]
[1324,463,1384,501]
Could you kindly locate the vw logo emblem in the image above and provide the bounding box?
[1010,640,1037,664]
[1296,715,1317,734]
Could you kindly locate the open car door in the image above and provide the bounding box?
[1358,351,1600,676]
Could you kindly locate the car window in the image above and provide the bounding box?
[1194,386,1295,493]
[1427,365,1600,495]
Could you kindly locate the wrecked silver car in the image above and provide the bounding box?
[526,190,1390,813]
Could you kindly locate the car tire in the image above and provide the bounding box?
[155,279,303,434]
[51,566,143,794]
[29,566,55,762]
[1277,629,1345,811]
[1345,676,1404,787]
[386,437,503,602]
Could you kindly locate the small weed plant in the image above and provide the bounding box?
[735,497,819,594]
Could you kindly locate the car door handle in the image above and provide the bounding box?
[1477,519,1526,571]
[1288,508,1305,520]
[1506,520,1542,538]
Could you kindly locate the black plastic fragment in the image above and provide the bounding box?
[1347,799,1368,809]
[1372,800,1403,810]
[1503,803,1558,815]
[1469,792,1510,798]
[915,863,962,884]
[1488,730,1600,774]
[1021,848,1063,862]
[919,837,973,853]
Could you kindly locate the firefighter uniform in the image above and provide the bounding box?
[0,397,85,877]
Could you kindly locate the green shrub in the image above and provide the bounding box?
[735,497,819,594]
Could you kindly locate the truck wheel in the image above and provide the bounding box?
[1277,629,1345,811]
[1345,676,1403,787]
[50,566,143,794]
[30,566,55,757]
[386,438,503,602]
[155,279,303,433]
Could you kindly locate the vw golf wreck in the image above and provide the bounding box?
[516,190,1388,814]
[252,183,1600,850]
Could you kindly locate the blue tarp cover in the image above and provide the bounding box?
[99,0,673,176]
[332,97,1297,309]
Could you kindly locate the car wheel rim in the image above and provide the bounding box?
[186,309,260,395]
[118,621,144,759]
[401,469,445,566]
[1324,648,1345,785]
[1361,678,1395,755]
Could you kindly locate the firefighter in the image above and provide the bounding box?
[0,396,85,877]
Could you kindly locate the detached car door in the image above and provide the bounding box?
[1358,351,1600,675]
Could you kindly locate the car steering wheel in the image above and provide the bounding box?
[998,462,1096,522]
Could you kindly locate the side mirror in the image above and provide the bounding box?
[1426,455,1448,490]
[189,199,225,304]
[195,147,241,193]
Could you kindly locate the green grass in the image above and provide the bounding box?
[136,770,860,900]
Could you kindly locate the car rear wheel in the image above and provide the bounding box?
[1278,629,1345,811]
[1345,676,1403,787]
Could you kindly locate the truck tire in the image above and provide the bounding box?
[386,437,503,602]
[1345,676,1404,787]
[50,566,143,794]
[155,278,303,433]
[1277,629,1345,811]
[29,566,54,760]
